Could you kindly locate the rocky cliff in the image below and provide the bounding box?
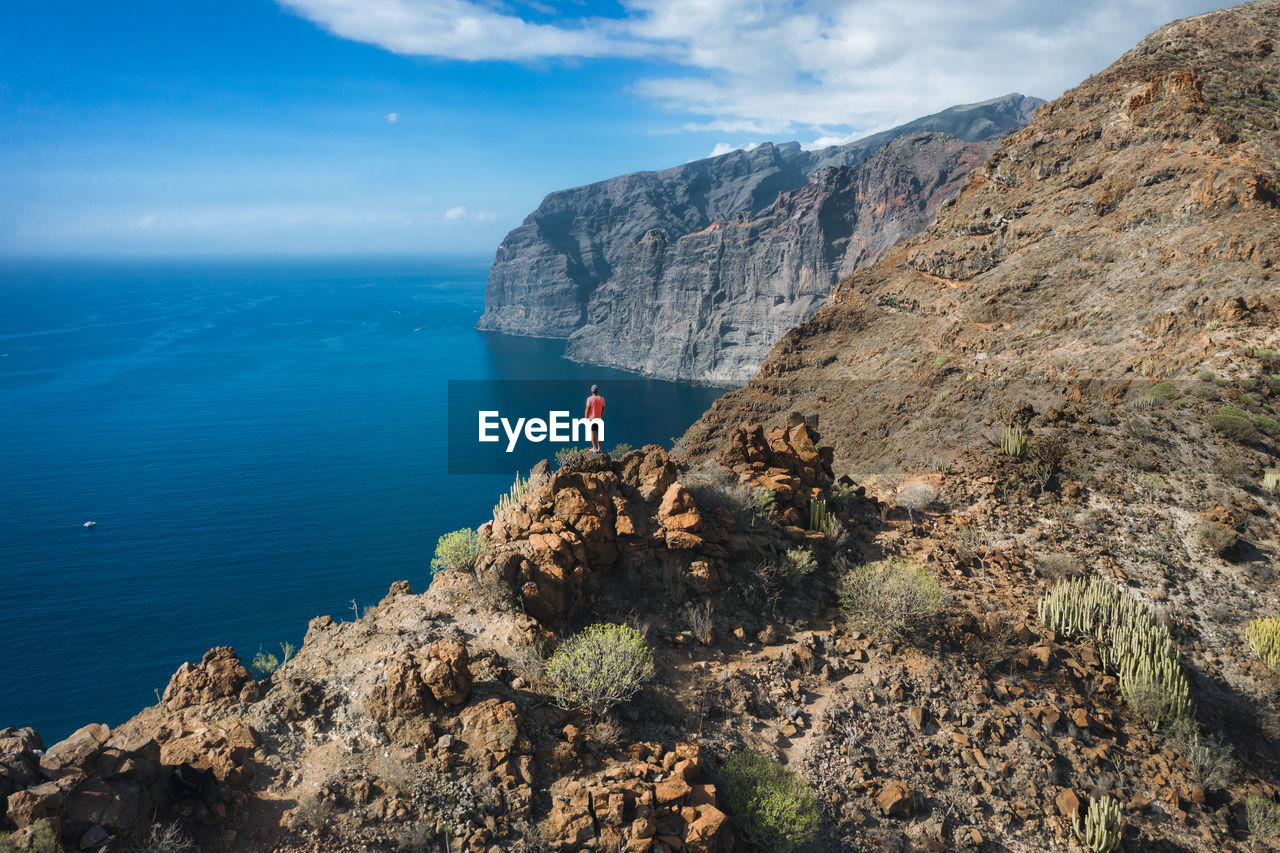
[565,133,996,383]
[478,95,1041,381]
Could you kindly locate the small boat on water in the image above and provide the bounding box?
[83,521,96,528]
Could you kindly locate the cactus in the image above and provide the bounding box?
[1000,424,1028,458]
[1073,795,1122,852]
[809,498,831,533]
[1247,616,1280,670]
[1264,468,1280,495]
[494,471,532,519]
[1038,576,1192,730]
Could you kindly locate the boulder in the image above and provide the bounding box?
[421,637,473,705]
[162,647,259,711]
[40,723,110,781]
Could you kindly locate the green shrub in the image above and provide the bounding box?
[1247,616,1280,670]
[999,424,1028,457]
[1190,384,1220,400]
[1167,718,1234,790]
[555,445,587,471]
[1196,369,1216,382]
[934,354,949,368]
[1254,413,1280,439]
[1248,795,1280,839]
[1147,381,1179,402]
[0,819,59,853]
[431,528,489,575]
[828,481,861,512]
[1210,406,1262,443]
[837,560,943,639]
[781,548,817,585]
[251,649,279,678]
[1038,576,1191,730]
[1073,795,1122,853]
[544,623,654,715]
[609,442,632,456]
[751,487,777,516]
[719,750,820,853]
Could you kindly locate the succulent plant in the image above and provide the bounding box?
[1073,794,1122,852]
[809,497,831,533]
[1038,576,1191,730]
[1000,424,1028,458]
[1247,616,1280,670]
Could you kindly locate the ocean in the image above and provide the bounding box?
[0,257,726,742]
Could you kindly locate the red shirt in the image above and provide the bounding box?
[585,394,605,419]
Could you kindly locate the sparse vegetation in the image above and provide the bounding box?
[544,623,654,715]
[685,599,715,645]
[718,749,820,853]
[1248,795,1280,839]
[129,820,196,853]
[896,481,937,521]
[684,465,755,527]
[1196,369,1216,381]
[1167,718,1235,790]
[608,442,632,456]
[431,527,489,575]
[1038,576,1191,730]
[1247,616,1280,670]
[837,560,943,639]
[1073,794,1122,853]
[781,548,817,585]
[1035,552,1080,582]
[999,424,1028,457]
[1196,520,1238,556]
[751,486,777,517]
[934,354,950,368]
[1147,381,1180,402]
[1191,383,1220,400]
[828,480,861,512]
[555,444,588,471]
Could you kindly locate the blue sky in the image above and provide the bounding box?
[1,0,1226,257]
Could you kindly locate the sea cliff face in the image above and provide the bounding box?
[564,133,997,383]
[478,95,1042,379]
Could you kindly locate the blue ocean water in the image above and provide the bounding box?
[0,257,725,742]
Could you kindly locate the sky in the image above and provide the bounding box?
[0,0,1231,257]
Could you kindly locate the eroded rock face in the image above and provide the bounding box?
[163,646,260,710]
[479,446,736,626]
[566,134,1005,383]
[541,743,730,853]
[370,637,474,720]
[480,96,1040,381]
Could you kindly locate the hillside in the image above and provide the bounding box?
[478,95,1040,381]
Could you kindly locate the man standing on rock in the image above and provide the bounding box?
[584,384,605,452]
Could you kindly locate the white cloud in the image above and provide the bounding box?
[385,112,399,123]
[278,0,1227,139]
[443,205,496,223]
[707,141,761,157]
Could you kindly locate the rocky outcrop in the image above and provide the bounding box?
[479,95,1041,381]
[565,133,1001,382]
